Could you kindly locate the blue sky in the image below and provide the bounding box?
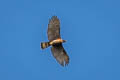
[0,0,120,80]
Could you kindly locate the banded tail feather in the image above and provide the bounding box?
[41,42,50,49]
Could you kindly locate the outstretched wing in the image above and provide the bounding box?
[51,43,69,66]
[47,16,61,41]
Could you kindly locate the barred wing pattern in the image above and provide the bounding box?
[51,44,69,66]
[47,16,69,66]
[47,16,61,41]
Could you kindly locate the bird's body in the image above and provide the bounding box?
[41,16,69,66]
[49,38,66,45]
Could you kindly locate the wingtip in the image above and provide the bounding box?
[52,15,57,18]
[51,16,58,20]
[60,61,69,67]
[49,16,60,24]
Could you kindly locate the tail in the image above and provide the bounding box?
[41,42,50,49]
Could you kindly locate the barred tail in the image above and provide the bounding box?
[41,42,50,49]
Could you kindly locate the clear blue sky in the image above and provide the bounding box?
[0,0,120,80]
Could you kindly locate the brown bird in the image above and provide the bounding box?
[41,16,69,66]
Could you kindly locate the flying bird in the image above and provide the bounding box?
[41,16,69,66]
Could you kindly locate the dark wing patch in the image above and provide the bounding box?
[51,43,69,66]
[47,16,61,41]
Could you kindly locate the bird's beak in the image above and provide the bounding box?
[63,40,66,43]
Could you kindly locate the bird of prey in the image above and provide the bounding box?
[41,16,69,66]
